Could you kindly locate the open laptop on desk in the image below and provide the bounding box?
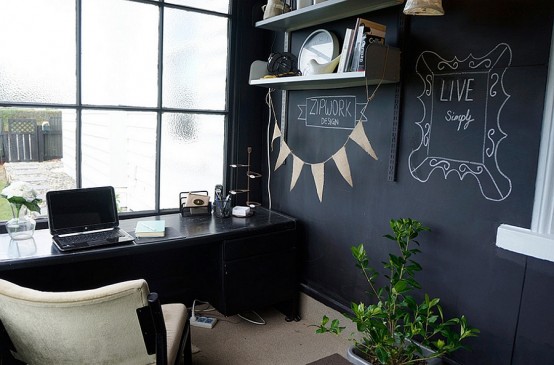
[46,186,135,252]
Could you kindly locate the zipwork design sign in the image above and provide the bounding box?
[408,43,513,201]
[298,96,367,130]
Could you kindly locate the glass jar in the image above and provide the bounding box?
[6,205,36,240]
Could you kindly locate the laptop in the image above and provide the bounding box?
[47,186,135,252]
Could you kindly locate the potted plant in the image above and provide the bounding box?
[316,218,479,365]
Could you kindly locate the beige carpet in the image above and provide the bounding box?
[190,296,352,365]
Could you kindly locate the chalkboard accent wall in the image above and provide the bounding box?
[245,0,554,364]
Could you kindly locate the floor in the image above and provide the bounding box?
[190,295,352,365]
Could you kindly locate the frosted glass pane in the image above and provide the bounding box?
[81,110,157,212]
[0,1,76,104]
[160,113,224,209]
[163,9,228,110]
[82,0,158,107]
[167,0,230,14]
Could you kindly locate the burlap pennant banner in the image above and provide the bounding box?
[274,141,290,170]
[271,123,282,150]
[349,121,378,160]
[311,163,325,202]
[269,90,378,202]
[290,155,304,191]
[332,147,353,187]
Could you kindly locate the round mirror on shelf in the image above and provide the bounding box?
[298,29,339,76]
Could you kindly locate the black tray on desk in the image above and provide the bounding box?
[179,191,212,217]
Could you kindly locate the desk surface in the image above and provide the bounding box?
[0,208,296,270]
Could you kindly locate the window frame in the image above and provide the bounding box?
[0,0,234,225]
[496,24,554,261]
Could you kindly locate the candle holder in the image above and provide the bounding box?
[229,146,262,210]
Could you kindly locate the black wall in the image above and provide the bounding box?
[235,0,554,364]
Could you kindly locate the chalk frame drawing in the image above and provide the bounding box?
[408,43,513,201]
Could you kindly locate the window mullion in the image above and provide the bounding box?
[155,3,164,213]
[76,0,83,188]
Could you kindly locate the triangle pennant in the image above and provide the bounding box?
[350,122,378,160]
[311,163,325,202]
[271,123,282,150]
[274,141,291,171]
[332,147,353,187]
[290,155,304,191]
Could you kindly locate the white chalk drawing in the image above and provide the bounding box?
[408,43,513,201]
[297,95,368,130]
[268,91,378,202]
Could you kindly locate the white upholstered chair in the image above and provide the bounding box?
[0,278,191,365]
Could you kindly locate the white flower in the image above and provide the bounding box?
[1,181,39,202]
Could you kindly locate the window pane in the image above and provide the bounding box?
[0,107,77,220]
[163,9,228,110]
[82,0,159,107]
[160,113,224,209]
[167,0,230,14]
[81,110,157,212]
[0,0,76,104]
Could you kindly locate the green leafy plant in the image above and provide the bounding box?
[316,218,479,365]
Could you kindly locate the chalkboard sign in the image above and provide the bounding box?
[301,95,366,129]
[408,43,513,201]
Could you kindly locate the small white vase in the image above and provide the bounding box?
[6,205,36,240]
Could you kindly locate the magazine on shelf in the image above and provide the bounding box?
[346,18,386,72]
[337,28,354,73]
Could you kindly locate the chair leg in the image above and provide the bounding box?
[181,321,192,365]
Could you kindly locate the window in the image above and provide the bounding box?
[496,24,554,261]
[0,0,231,220]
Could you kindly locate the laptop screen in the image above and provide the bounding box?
[47,186,119,235]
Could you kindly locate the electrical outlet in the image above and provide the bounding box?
[190,316,217,329]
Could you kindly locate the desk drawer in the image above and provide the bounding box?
[221,247,296,316]
[223,230,296,261]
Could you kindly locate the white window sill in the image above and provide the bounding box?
[496,224,554,262]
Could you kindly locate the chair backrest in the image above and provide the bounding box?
[0,278,156,365]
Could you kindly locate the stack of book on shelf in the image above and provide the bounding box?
[337,18,386,73]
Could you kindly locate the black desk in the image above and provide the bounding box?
[0,208,298,319]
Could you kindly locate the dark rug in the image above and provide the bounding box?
[306,353,350,365]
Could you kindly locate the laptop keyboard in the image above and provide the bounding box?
[57,229,126,249]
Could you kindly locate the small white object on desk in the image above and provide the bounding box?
[232,206,251,217]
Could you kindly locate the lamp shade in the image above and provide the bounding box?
[403,0,444,15]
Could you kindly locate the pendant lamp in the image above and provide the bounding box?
[403,0,444,15]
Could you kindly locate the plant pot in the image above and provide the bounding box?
[347,345,442,365]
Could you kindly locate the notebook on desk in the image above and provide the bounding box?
[46,186,135,252]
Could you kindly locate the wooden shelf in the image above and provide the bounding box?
[249,44,400,90]
[255,0,404,32]
[250,71,391,90]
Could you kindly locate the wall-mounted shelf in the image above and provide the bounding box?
[249,44,400,90]
[255,0,404,32]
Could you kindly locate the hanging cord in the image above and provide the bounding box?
[265,88,278,210]
[358,46,390,120]
[238,310,266,325]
